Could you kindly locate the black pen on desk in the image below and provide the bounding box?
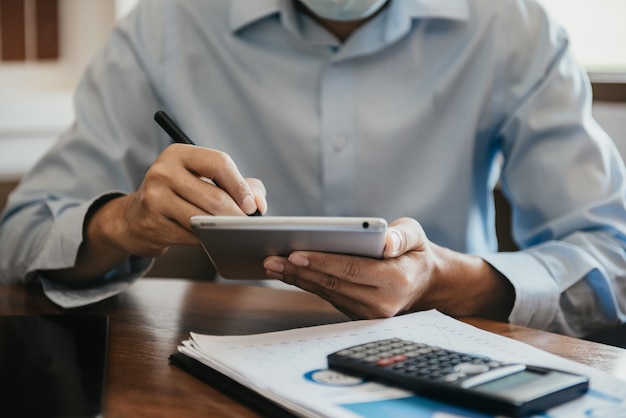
[153,110,262,216]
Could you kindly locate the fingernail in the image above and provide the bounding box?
[288,253,309,267]
[264,259,284,273]
[390,230,401,256]
[242,195,257,215]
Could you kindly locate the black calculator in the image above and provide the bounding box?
[327,338,589,417]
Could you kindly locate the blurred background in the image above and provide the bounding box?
[0,0,625,208]
[0,0,137,187]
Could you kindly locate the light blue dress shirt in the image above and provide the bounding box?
[1,0,625,337]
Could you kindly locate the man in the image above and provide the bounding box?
[1,0,625,339]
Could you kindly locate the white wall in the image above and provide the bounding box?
[0,92,72,181]
[538,0,626,73]
[594,103,626,159]
[115,0,140,19]
[0,0,128,181]
[0,0,116,94]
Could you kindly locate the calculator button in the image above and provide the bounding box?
[442,372,467,382]
[349,352,368,360]
[454,362,490,375]
[376,354,407,367]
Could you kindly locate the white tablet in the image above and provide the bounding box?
[190,216,388,280]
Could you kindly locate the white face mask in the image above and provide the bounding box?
[298,0,388,21]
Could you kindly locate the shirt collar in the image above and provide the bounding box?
[229,0,469,33]
[405,0,469,21]
[229,0,283,32]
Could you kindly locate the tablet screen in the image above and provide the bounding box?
[0,314,109,417]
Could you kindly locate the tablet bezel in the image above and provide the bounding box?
[190,216,388,280]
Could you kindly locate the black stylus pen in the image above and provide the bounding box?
[154,110,196,145]
[153,110,262,216]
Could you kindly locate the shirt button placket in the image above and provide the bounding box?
[320,59,355,216]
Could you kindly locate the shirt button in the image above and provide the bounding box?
[333,136,347,152]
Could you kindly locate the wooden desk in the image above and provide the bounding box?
[1,278,625,417]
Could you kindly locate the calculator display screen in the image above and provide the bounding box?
[472,370,538,394]
[471,368,580,403]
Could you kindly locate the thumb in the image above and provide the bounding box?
[384,217,425,258]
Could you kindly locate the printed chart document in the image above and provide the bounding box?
[176,310,626,417]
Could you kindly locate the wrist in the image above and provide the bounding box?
[41,194,133,284]
[84,194,132,259]
[427,244,515,321]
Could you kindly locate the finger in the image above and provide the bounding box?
[265,256,370,299]
[154,202,205,244]
[174,174,250,216]
[184,147,258,214]
[247,178,268,214]
[138,171,240,239]
[154,145,257,216]
[169,144,258,214]
[384,217,426,258]
[120,194,201,257]
[135,218,199,256]
[294,278,375,320]
[146,146,242,212]
[265,252,385,287]
[178,177,267,217]
[264,257,383,319]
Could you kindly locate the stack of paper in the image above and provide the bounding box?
[176,310,626,417]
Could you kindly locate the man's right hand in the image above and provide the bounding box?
[45,144,267,283]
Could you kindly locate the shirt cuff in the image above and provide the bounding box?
[29,191,126,272]
[39,256,153,308]
[480,251,559,330]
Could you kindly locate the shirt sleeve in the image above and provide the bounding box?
[0,3,168,306]
[481,2,626,337]
[39,255,153,308]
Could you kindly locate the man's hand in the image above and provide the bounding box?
[264,217,515,321]
[44,144,266,283]
[99,144,266,257]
